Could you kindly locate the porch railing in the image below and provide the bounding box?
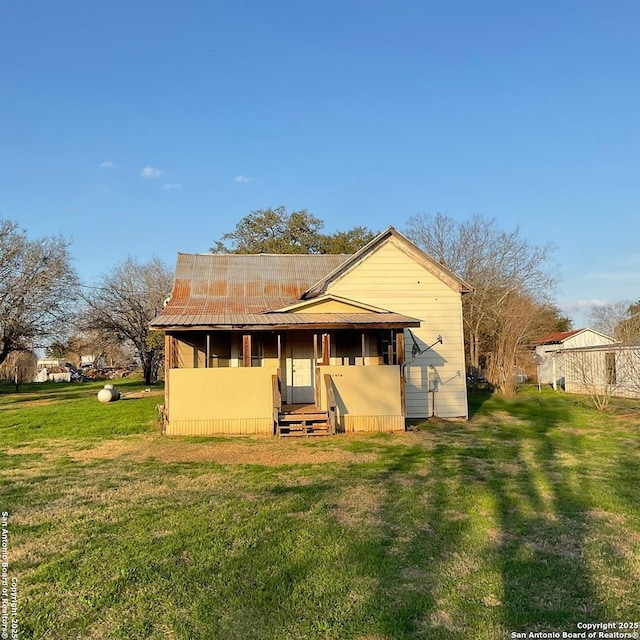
[272,371,282,433]
[324,374,337,434]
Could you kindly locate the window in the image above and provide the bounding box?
[334,330,362,365]
[207,333,231,368]
[379,331,397,365]
[605,352,617,385]
[251,334,278,367]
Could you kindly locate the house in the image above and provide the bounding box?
[560,341,640,399]
[36,357,70,370]
[80,355,107,369]
[533,328,616,389]
[150,227,472,436]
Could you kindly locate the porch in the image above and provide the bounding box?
[163,327,409,436]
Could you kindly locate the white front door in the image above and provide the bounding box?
[291,335,315,404]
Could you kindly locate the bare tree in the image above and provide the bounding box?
[80,257,173,384]
[589,300,640,342]
[47,332,133,369]
[589,301,631,338]
[561,347,618,410]
[0,219,79,366]
[405,213,557,393]
[484,294,562,395]
[0,350,38,389]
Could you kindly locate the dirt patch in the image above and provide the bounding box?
[332,482,383,527]
[120,390,164,400]
[0,398,58,409]
[5,445,56,456]
[70,435,379,466]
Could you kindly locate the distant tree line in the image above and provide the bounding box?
[1,219,172,386]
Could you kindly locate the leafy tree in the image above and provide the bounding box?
[535,303,572,334]
[319,226,377,254]
[0,219,79,366]
[405,212,558,395]
[80,257,173,384]
[211,206,376,254]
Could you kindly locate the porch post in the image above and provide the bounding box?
[321,333,331,366]
[165,334,175,369]
[243,334,251,367]
[164,334,174,416]
[205,333,210,368]
[397,330,406,417]
[313,333,321,407]
[396,330,405,365]
[361,332,366,364]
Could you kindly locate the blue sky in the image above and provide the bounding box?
[2,0,639,326]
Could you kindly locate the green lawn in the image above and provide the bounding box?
[1,382,638,639]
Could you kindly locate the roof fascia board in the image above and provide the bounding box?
[160,320,420,332]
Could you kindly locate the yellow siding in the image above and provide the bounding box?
[293,298,377,313]
[318,365,404,431]
[326,239,468,419]
[175,337,205,368]
[344,415,405,432]
[167,368,277,435]
[167,418,273,436]
[176,339,195,368]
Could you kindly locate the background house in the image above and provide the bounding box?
[561,341,640,399]
[534,328,616,389]
[151,227,472,436]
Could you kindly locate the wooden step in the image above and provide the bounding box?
[278,412,328,424]
[277,410,332,437]
[280,430,330,437]
[278,424,331,437]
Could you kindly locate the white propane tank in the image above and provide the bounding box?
[97,384,120,403]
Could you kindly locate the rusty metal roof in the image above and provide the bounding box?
[152,253,341,325]
[150,252,420,329]
[169,253,350,311]
[536,329,583,345]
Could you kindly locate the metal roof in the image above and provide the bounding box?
[165,253,351,314]
[535,329,583,345]
[535,328,616,346]
[152,311,420,330]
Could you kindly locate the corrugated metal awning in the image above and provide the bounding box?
[151,311,420,331]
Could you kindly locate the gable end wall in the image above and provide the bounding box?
[325,240,468,419]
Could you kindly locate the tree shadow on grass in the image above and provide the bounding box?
[467,389,494,419]
[342,391,634,638]
[452,395,633,634]
[13,392,639,639]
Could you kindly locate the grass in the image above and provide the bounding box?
[0,378,162,445]
[1,382,639,639]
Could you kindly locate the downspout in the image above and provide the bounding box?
[429,365,437,418]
